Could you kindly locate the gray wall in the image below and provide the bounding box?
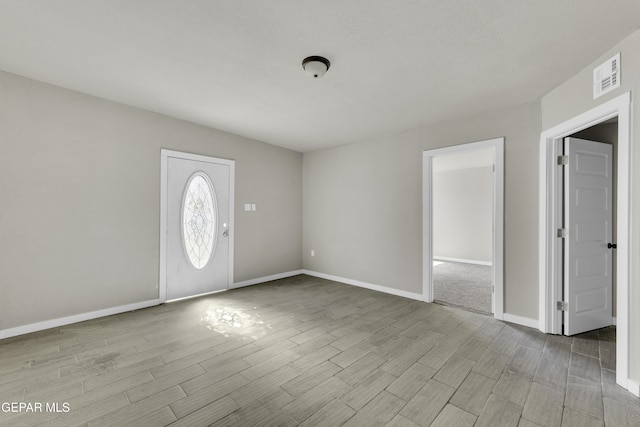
[0,71,302,331]
[303,102,541,318]
[433,166,493,263]
[541,29,640,380]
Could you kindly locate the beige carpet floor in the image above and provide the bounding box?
[433,261,492,315]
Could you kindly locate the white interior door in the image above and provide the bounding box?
[564,137,613,335]
[166,155,232,301]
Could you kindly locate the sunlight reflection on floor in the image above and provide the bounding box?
[200,306,268,339]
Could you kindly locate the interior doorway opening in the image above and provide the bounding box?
[538,91,634,395]
[432,148,494,315]
[423,137,504,320]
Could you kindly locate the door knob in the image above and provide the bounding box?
[608,242,617,249]
[223,230,229,237]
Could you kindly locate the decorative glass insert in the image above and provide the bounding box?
[182,173,217,269]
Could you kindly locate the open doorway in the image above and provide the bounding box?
[423,137,504,320]
[432,148,494,315]
[563,116,618,335]
[538,92,635,395]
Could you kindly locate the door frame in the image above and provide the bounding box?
[159,149,235,303]
[538,92,632,391]
[422,137,505,320]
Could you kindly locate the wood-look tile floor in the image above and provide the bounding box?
[1,275,639,426]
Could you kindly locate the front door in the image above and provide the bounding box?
[165,152,233,301]
[563,137,613,335]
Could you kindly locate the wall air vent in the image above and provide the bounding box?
[593,53,620,99]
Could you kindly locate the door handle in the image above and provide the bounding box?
[608,242,617,249]
[223,230,229,237]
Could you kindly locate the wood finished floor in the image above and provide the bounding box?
[0,275,638,427]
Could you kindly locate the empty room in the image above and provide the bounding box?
[2,1,640,426]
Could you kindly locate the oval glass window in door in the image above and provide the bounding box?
[182,172,218,269]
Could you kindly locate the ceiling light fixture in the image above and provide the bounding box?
[302,56,330,78]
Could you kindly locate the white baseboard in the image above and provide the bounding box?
[433,256,492,266]
[231,270,304,289]
[0,270,305,340]
[502,313,538,329]
[302,270,423,301]
[0,299,162,340]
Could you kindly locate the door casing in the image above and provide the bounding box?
[422,137,505,320]
[538,91,632,393]
[159,149,235,302]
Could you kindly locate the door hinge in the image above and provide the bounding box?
[557,228,568,238]
[557,155,569,165]
[557,301,568,311]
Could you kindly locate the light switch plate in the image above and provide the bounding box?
[244,204,252,211]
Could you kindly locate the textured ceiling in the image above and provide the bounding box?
[1,1,638,152]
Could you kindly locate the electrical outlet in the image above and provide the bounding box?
[311,250,315,257]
